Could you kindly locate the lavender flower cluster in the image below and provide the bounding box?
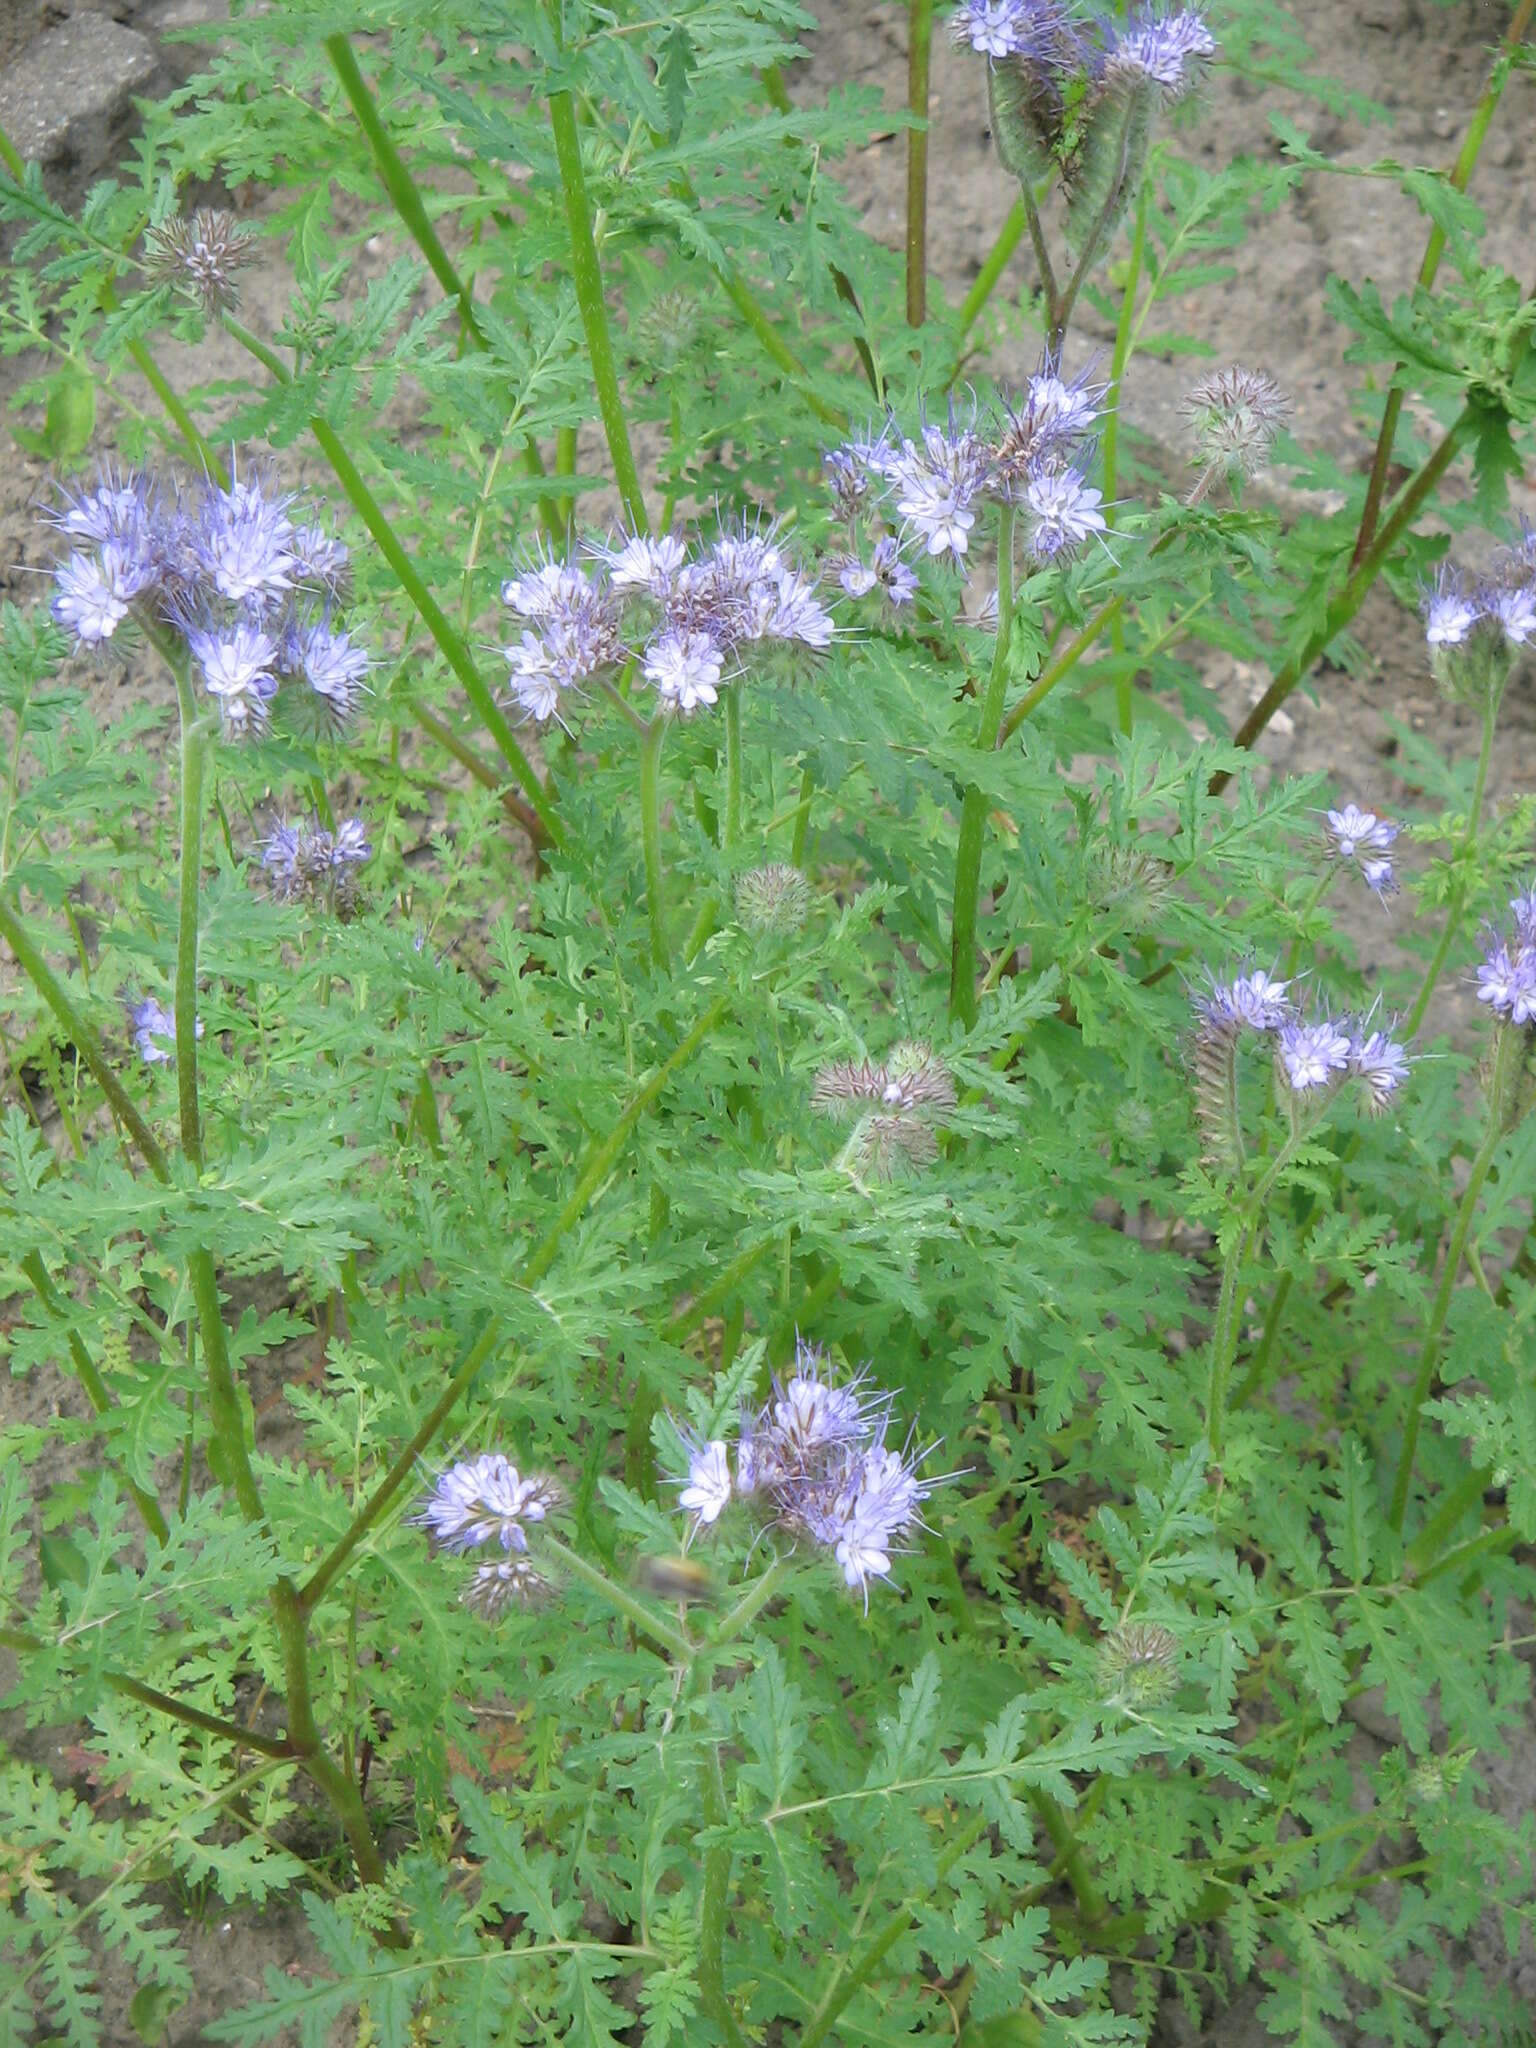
[1193,968,1411,1117]
[675,1343,950,1607]
[826,355,1108,578]
[411,1452,562,1620]
[128,997,202,1068]
[260,815,372,916]
[1421,531,1536,704]
[501,519,833,727]
[811,1041,957,1181]
[1475,885,1536,1027]
[47,461,368,739]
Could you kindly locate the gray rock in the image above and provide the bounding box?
[0,14,166,199]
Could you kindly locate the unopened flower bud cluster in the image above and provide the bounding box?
[812,1040,957,1180]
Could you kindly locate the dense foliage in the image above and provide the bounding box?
[2,1,1535,2042]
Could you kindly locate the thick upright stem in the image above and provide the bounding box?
[548,87,649,535]
[640,718,670,974]
[905,0,933,327]
[1205,1225,1248,1464]
[949,504,1016,1029]
[721,685,743,851]
[172,671,206,1169]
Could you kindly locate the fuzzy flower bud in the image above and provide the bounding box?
[735,863,811,937]
[463,1555,550,1620]
[1182,365,1289,492]
[144,208,258,318]
[812,1041,956,1182]
[1099,1621,1180,1707]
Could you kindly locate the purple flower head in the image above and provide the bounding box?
[882,406,994,564]
[1019,458,1108,562]
[1361,856,1398,901]
[836,555,879,600]
[951,0,1085,64]
[51,544,144,646]
[644,626,724,713]
[1326,803,1398,862]
[824,442,875,520]
[1105,5,1216,100]
[993,353,1105,485]
[501,549,595,621]
[129,996,200,1066]
[871,534,919,606]
[1421,566,1481,649]
[761,566,835,650]
[1276,1016,1353,1094]
[824,1440,937,1608]
[1348,1024,1412,1115]
[410,1452,560,1555]
[1195,967,1292,1037]
[290,522,351,600]
[1511,888,1536,945]
[261,815,371,909]
[1486,580,1536,647]
[47,465,160,551]
[294,620,370,722]
[584,528,687,597]
[186,620,280,737]
[1475,936,1536,1025]
[676,1435,733,1538]
[195,465,296,610]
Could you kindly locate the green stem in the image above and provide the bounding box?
[1387,1029,1515,1533]
[172,669,206,1169]
[1405,1465,1492,1575]
[722,685,743,851]
[1402,690,1498,1040]
[698,1744,748,2047]
[19,1251,169,1543]
[953,199,1028,361]
[1218,411,1471,776]
[322,32,557,531]
[541,1535,694,1663]
[789,766,815,868]
[1206,1225,1248,1464]
[905,0,932,328]
[1104,183,1148,737]
[1027,1786,1105,1924]
[640,718,670,973]
[110,1672,294,1759]
[1350,0,1536,564]
[708,1556,791,1645]
[0,896,169,1179]
[190,1247,265,1526]
[949,502,1016,1029]
[1000,594,1120,740]
[1226,1269,1292,1414]
[548,87,648,535]
[308,419,561,845]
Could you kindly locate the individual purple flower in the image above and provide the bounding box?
[1475,924,1536,1026]
[884,409,994,564]
[761,567,834,650]
[1421,568,1480,649]
[51,544,141,645]
[1106,5,1216,100]
[504,634,565,724]
[1276,1016,1353,1094]
[411,1452,560,1555]
[501,552,595,621]
[585,529,687,596]
[677,1437,733,1537]
[186,620,280,735]
[129,996,201,1066]
[1361,856,1398,901]
[289,522,351,598]
[1019,461,1108,562]
[644,626,724,713]
[823,1441,935,1607]
[836,555,879,599]
[824,443,875,519]
[871,535,919,606]
[950,0,1034,56]
[1348,1025,1412,1115]
[1326,804,1398,862]
[293,620,370,721]
[195,467,296,609]
[1511,888,1536,944]
[1486,581,1536,646]
[993,355,1104,486]
[1196,967,1292,1035]
[260,815,371,910]
[47,465,159,550]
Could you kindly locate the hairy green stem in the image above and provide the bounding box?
[1350,0,1536,564]
[172,670,206,1168]
[698,1744,748,2046]
[1205,1227,1248,1464]
[19,1252,169,1543]
[1387,1027,1516,1532]
[112,1671,294,1759]
[708,1556,791,1645]
[1027,1786,1106,1924]
[949,502,1016,1029]
[1104,182,1148,736]
[721,686,743,851]
[323,32,558,532]
[905,0,932,327]
[0,895,169,1178]
[548,87,648,534]
[541,1536,694,1662]
[640,718,671,973]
